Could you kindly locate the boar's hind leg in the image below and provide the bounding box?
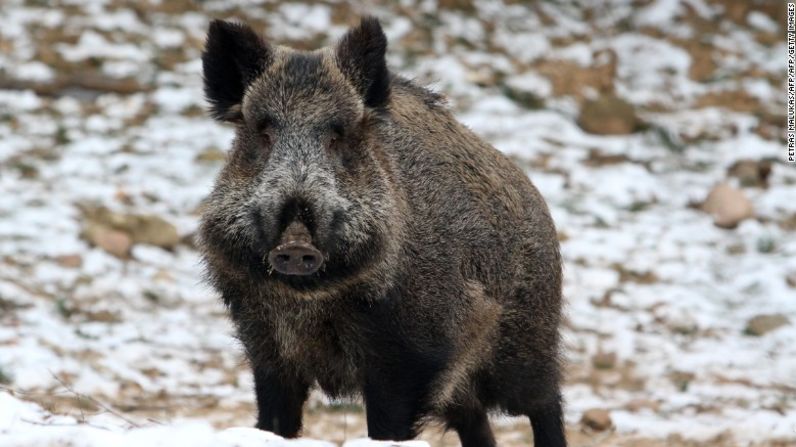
[253,364,309,438]
[446,406,496,447]
[528,393,566,447]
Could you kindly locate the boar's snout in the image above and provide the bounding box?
[268,243,323,275]
[267,221,324,276]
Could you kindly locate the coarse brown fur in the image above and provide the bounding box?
[199,17,565,447]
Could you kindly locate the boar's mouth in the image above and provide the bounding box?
[250,210,386,291]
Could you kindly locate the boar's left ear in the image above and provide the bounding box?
[202,20,272,122]
[336,17,390,108]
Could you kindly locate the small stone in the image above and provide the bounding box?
[84,309,121,323]
[127,214,180,249]
[80,205,180,250]
[727,159,772,188]
[578,95,639,135]
[700,183,754,229]
[625,399,659,412]
[786,272,796,288]
[592,351,617,370]
[54,254,82,268]
[83,223,132,258]
[195,147,226,163]
[726,243,746,255]
[581,408,612,431]
[745,314,789,336]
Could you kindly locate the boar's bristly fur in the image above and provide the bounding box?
[202,20,272,122]
[335,16,390,108]
[199,16,566,447]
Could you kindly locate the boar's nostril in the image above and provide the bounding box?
[267,242,323,276]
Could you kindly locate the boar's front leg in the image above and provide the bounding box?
[528,393,567,447]
[252,364,309,438]
[362,370,426,441]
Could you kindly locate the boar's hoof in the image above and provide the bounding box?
[268,242,323,275]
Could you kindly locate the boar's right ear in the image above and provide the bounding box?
[336,17,390,109]
[202,20,271,122]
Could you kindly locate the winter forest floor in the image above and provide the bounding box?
[0,0,794,446]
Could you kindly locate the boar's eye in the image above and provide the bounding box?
[254,116,276,145]
[259,126,274,145]
[327,122,345,148]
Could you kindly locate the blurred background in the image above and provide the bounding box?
[0,0,793,446]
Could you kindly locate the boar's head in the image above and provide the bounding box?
[199,18,400,291]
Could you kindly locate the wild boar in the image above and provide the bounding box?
[199,16,565,447]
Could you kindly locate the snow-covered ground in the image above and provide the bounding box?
[0,0,793,446]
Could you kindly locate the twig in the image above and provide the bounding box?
[49,372,141,428]
[20,418,113,431]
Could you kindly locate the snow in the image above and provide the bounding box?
[0,0,793,445]
[504,72,552,98]
[1,392,416,447]
[58,31,150,63]
[747,11,778,33]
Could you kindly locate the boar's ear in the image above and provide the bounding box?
[202,20,271,122]
[336,17,390,108]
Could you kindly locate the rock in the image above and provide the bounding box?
[83,223,132,258]
[195,147,226,163]
[578,95,639,135]
[80,205,180,250]
[745,314,790,336]
[700,183,754,229]
[580,408,612,431]
[83,309,122,323]
[625,398,659,412]
[592,351,617,370]
[54,254,82,268]
[726,243,746,255]
[126,214,180,249]
[786,272,796,288]
[727,159,772,188]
